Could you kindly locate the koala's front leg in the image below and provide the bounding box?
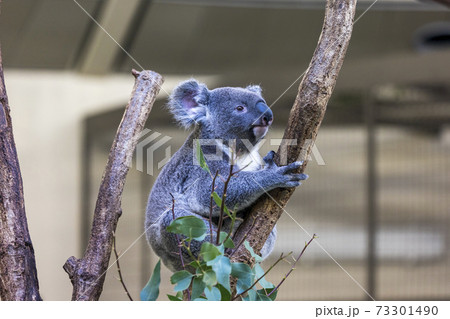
[194,153,307,215]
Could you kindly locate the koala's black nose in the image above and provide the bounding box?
[256,101,273,126]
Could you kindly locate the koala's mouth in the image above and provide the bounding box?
[251,125,269,139]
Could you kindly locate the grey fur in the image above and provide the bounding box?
[145,79,307,272]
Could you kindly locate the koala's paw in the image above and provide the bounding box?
[263,151,276,168]
[273,161,308,188]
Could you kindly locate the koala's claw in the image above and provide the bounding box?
[290,173,308,181]
[263,151,276,166]
[284,181,301,188]
[275,163,308,188]
[280,161,303,174]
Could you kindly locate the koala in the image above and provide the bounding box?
[145,79,307,272]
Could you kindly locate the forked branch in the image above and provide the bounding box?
[63,70,163,301]
[231,0,357,264]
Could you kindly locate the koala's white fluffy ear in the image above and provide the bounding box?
[246,85,263,96]
[168,79,209,128]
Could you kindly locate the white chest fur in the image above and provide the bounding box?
[215,140,263,172]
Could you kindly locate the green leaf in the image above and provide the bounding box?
[231,263,253,282]
[231,263,254,294]
[191,276,206,300]
[258,288,277,301]
[193,297,207,301]
[200,242,221,262]
[167,294,182,301]
[216,284,231,301]
[208,255,231,291]
[244,241,263,263]
[167,216,207,240]
[219,232,235,248]
[244,289,272,301]
[212,192,232,218]
[196,140,210,174]
[204,286,221,301]
[247,289,257,301]
[189,260,201,269]
[252,264,274,289]
[256,291,273,301]
[202,269,217,288]
[212,192,222,207]
[170,270,193,292]
[140,260,161,301]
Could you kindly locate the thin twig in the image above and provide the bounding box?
[170,193,190,301]
[170,193,186,270]
[222,207,237,246]
[209,170,219,243]
[112,232,133,301]
[267,234,316,297]
[216,164,234,245]
[227,218,257,258]
[231,252,289,301]
[231,162,251,176]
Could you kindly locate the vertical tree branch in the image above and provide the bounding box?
[231,0,357,264]
[63,69,163,301]
[0,36,42,300]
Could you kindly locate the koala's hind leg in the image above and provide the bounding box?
[149,209,218,272]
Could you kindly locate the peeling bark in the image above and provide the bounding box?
[63,70,163,301]
[0,45,42,300]
[231,0,357,265]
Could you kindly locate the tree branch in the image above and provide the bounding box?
[63,69,163,301]
[0,42,42,302]
[231,0,357,264]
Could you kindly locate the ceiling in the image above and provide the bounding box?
[0,0,449,125]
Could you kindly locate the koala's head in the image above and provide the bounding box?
[168,79,273,148]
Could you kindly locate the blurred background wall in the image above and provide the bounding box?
[0,0,449,300]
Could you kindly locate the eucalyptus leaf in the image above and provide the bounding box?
[202,269,217,288]
[247,289,257,301]
[204,286,221,301]
[140,260,161,301]
[196,140,210,174]
[258,288,278,301]
[256,291,273,301]
[231,262,254,293]
[170,270,193,292]
[212,192,231,218]
[191,276,206,300]
[219,231,235,248]
[208,255,231,291]
[231,263,253,283]
[236,279,251,295]
[252,263,274,289]
[200,242,221,262]
[244,241,263,263]
[216,284,231,301]
[167,294,182,301]
[167,216,207,240]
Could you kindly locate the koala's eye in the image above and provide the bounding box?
[236,105,246,112]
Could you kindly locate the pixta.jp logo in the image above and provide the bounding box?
[133,129,172,176]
